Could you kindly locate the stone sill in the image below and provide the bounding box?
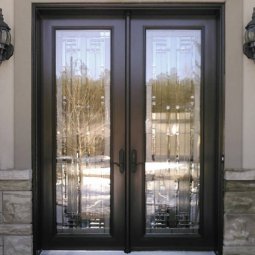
[0,169,32,180]
[225,169,255,181]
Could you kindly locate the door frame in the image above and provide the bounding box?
[32,3,225,255]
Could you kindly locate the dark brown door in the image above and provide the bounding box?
[39,13,127,250]
[129,13,219,251]
[35,6,223,253]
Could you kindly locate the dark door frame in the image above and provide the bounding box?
[32,3,225,255]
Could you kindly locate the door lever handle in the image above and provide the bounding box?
[130,149,143,173]
[112,149,125,174]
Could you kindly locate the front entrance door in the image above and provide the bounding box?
[34,4,223,254]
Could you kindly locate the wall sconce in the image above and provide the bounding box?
[243,8,255,61]
[0,8,14,64]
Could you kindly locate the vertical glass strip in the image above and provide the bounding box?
[56,30,111,234]
[145,30,201,234]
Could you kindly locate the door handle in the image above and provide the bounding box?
[130,149,143,173]
[112,149,125,174]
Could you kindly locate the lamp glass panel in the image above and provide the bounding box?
[245,29,255,43]
[0,29,7,44]
[5,31,10,45]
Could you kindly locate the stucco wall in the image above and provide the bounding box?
[0,0,14,170]
[243,0,255,168]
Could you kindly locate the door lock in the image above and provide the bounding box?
[112,149,125,174]
[130,149,143,173]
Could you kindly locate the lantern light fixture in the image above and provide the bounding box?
[0,8,14,64]
[243,8,255,61]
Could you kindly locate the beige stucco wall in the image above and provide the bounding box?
[243,0,255,168]
[0,0,255,168]
[0,0,14,170]
[225,0,243,168]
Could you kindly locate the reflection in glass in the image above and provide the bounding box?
[56,30,111,233]
[146,30,201,234]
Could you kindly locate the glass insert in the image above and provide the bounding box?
[146,30,201,234]
[56,30,111,234]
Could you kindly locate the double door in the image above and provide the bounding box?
[37,6,222,253]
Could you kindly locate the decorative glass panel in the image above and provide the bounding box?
[56,30,111,234]
[146,30,201,234]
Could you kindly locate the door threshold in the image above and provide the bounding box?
[41,251,216,255]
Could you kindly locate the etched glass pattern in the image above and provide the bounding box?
[56,30,111,233]
[146,30,201,234]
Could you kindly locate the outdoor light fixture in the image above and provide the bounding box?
[0,8,14,64]
[243,8,255,61]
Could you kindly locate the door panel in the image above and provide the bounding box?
[130,16,217,250]
[40,15,126,249]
